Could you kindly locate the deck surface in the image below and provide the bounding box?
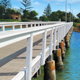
[0,30,56,80]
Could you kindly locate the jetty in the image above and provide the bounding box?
[0,21,73,80]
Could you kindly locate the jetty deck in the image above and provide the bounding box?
[0,31,53,80]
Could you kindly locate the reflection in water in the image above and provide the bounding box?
[57,32,80,80]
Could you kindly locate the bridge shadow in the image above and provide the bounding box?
[0,72,18,76]
[0,34,50,67]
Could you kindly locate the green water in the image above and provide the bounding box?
[32,31,80,80]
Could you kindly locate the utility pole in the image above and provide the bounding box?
[68,4,71,22]
[71,9,73,22]
[65,0,67,22]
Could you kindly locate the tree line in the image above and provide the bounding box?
[0,0,80,22]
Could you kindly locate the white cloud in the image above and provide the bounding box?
[33,2,42,6]
[47,0,80,3]
[70,0,80,3]
[16,0,22,1]
[54,3,62,5]
[12,6,20,9]
[15,0,34,2]
[47,0,64,2]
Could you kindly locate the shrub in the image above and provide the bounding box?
[77,24,80,30]
[73,23,77,27]
[74,18,80,23]
[0,19,21,22]
[21,18,30,22]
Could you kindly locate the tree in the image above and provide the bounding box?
[0,0,11,9]
[21,0,32,11]
[22,10,30,19]
[12,8,21,14]
[39,16,49,21]
[77,13,80,18]
[43,4,52,17]
[30,10,38,20]
[0,0,11,19]
[0,5,5,19]
[50,12,59,21]
[21,0,33,21]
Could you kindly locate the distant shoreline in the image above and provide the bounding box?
[73,26,80,32]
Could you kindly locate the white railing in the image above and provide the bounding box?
[0,21,62,31]
[0,22,73,80]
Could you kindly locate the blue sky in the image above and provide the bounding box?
[11,0,80,18]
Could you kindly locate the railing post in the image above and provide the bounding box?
[49,28,53,60]
[38,24,39,26]
[61,26,63,40]
[57,27,59,48]
[62,26,64,40]
[2,26,5,31]
[12,25,15,30]
[34,24,36,27]
[20,24,22,29]
[53,27,63,70]
[41,30,47,65]
[61,26,63,41]
[31,24,32,27]
[26,24,28,28]
[26,33,33,80]
[60,27,62,42]
[53,28,56,50]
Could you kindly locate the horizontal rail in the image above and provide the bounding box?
[0,21,63,31]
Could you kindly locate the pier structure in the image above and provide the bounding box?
[0,21,73,80]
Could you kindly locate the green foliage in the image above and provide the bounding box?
[21,18,30,21]
[21,0,32,10]
[40,10,75,21]
[0,19,21,22]
[77,13,80,18]
[32,66,44,80]
[12,8,21,14]
[43,4,52,17]
[49,12,59,21]
[0,6,21,20]
[22,10,38,21]
[74,18,80,23]
[39,16,49,21]
[73,22,78,27]
[22,10,30,19]
[0,0,11,9]
[30,10,38,20]
[0,5,5,19]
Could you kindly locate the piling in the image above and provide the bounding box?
[63,39,66,52]
[53,49,63,70]
[44,60,56,80]
[65,35,69,48]
[59,42,65,59]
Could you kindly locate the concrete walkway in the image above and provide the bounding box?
[0,30,56,80]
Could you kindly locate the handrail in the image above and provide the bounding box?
[0,21,64,31]
[0,22,73,48]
